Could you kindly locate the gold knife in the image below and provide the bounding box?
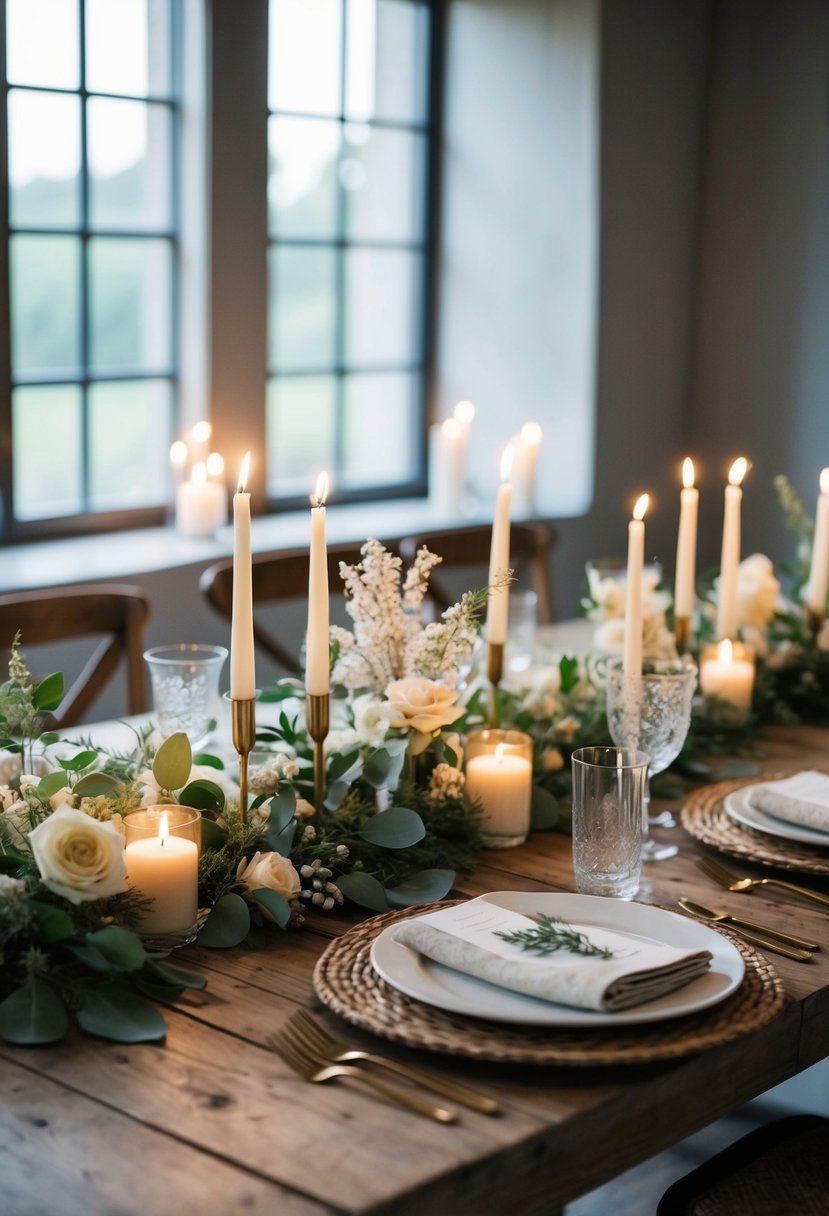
[678,899,815,962]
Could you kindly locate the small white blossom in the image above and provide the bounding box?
[0,873,27,899]
[427,763,466,804]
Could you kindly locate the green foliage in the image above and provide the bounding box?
[198,893,250,947]
[152,732,192,793]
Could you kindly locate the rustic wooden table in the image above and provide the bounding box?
[2,724,828,1216]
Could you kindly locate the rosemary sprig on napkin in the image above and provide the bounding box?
[494,915,615,959]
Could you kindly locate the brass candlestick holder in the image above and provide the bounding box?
[307,692,330,818]
[674,615,692,655]
[487,642,504,728]
[231,698,256,825]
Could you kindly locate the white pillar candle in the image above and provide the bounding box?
[306,472,330,696]
[125,815,199,935]
[175,462,227,536]
[806,468,829,618]
[716,457,749,641]
[466,743,533,841]
[428,419,465,515]
[674,457,698,619]
[511,422,543,518]
[230,451,256,700]
[700,639,755,711]
[623,494,649,676]
[486,444,514,645]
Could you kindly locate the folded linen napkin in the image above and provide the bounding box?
[752,771,829,834]
[393,901,712,1013]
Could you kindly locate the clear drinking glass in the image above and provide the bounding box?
[506,588,538,674]
[571,746,649,899]
[605,658,697,861]
[144,644,228,749]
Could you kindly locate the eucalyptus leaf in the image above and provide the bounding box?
[192,753,225,770]
[30,900,75,943]
[325,780,350,811]
[268,786,297,833]
[84,925,147,971]
[36,771,69,799]
[336,871,389,912]
[58,749,99,773]
[383,736,409,758]
[152,732,192,793]
[179,778,225,813]
[76,988,168,1042]
[267,820,297,857]
[38,731,60,746]
[251,887,291,928]
[197,892,250,947]
[530,784,560,830]
[200,817,228,852]
[73,772,123,798]
[363,746,405,792]
[33,671,64,712]
[145,959,207,990]
[385,869,455,907]
[0,977,69,1044]
[0,848,30,872]
[328,748,362,783]
[358,806,425,849]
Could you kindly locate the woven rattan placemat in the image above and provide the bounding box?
[681,775,829,875]
[312,902,785,1066]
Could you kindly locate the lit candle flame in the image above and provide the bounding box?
[206,451,224,478]
[520,421,543,446]
[442,417,462,440]
[728,457,749,486]
[495,742,505,764]
[237,451,251,493]
[192,419,212,445]
[169,440,188,468]
[311,471,329,507]
[158,811,170,844]
[453,399,475,425]
[633,493,649,521]
[821,467,829,495]
[192,461,207,485]
[718,638,733,664]
[500,443,515,482]
[682,457,695,489]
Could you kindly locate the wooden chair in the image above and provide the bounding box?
[0,584,151,726]
[200,543,371,673]
[398,521,557,623]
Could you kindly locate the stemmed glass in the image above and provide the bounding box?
[605,657,697,861]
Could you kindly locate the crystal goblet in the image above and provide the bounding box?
[605,657,697,861]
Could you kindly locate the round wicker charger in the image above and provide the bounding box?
[681,775,829,875]
[312,902,784,1066]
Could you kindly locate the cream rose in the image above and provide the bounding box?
[734,554,781,630]
[385,677,463,735]
[29,808,128,905]
[236,850,300,905]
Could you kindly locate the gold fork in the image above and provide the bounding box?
[697,855,829,909]
[287,1009,501,1116]
[266,1030,458,1124]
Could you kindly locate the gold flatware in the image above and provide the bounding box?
[677,899,813,962]
[678,898,819,950]
[697,855,829,909]
[266,1031,458,1124]
[287,1009,501,1116]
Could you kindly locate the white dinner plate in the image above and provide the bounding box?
[369,892,745,1028]
[724,784,829,848]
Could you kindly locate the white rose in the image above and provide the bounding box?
[385,677,463,735]
[323,728,360,757]
[29,808,128,905]
[732,554,781,630]
[352,695,394,747]
[236,850,301,911]
[592,619,626,654]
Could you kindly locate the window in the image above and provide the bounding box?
[265,0,434,504]
[1,0,178,536]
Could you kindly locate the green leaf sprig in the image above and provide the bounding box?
[494,915,615,959]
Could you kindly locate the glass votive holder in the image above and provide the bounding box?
[144,643,228,750]
[699,640,755,716]
[465,729,534,848]
[124,805,202,950]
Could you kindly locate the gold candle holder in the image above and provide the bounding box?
[231,698,256,824]
[487,642,504,728]
[674,615,692,655]
[307,692,330,817]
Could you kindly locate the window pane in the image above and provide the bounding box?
[268,115,339,239]
[6,0,79,89]
[86,0,172,97]
[269,246,337,370]
[344,248,420,365]
[89,237,173,370]
[8,91,81,228]
[12,384,83,519]
[266,375,336,495]
[345,0,429,124]
[342,372,417,487]
[10,235,81,373]
[89,380,172,508]
[269,0,341,116]
[89,99,172,230]
[343,126,425,243]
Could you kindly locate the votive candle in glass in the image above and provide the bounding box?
[465,729,533,848]
[699,639,755,714]
[124,806,201,948]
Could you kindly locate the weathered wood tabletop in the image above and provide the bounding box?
[3,724,828,1216]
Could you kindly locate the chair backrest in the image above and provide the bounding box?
[0,584,151,726]
[398,521,557,623]
[200,543,371,673]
